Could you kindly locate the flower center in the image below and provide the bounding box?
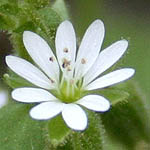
[51,77,84,103]
[49,54,87,103]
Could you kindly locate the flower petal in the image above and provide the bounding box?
[76,95,110,112]
[23,31,59,82]
[55,20,76,78]
[75,19,105,79]
[6,56,52,89]
[30,101,63,120]
[12,88,57,103]
[84,40,128,85]
[86,68,135,90]
[62,104,87,131]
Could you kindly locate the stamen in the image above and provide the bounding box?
[49,56,54,62]
[81,58,86,64]
[63,48,69,53]
[50,79,55,83]
[49,77,55,83]
[62,58,71,68]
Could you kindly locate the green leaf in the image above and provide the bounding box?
[0,3,20,30]
[0,0,63,57]
[0,103,105,150]
[14,21,36,33]
[38,7,62,28]
[101,82,150,149]
[52,0,70,20]
[48,111,104,150]
[9,33,33,60]
[0,3,19,15]
[48,115,71,146]
[0,0,18,6]
[24,0,50,9]
[9,6,62,57]
[0,14,16,30]
[0,4,18,15]
[46,110,105,150]
[0,102,49,150]
[37,7,62,40]
[71,111,104,150]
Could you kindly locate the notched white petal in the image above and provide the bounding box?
[76,95,110,112]
[62,104,87,131]
[30,101,63,120]
[12,88,57,103]
[55,20,76,78]
[84,40,128,85]
[23,31,59,82]
[75,19,105,79]
[6,55,52,89]
[86,68,135,90]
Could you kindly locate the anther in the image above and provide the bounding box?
[63,48,69,53]
[49,56,54,62]
[49,78,55,83]
[81,58,86,64]
[62,58,71,68]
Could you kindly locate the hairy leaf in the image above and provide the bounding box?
[48,115,71,146]
[48,111,104,150]
[71,111,104,150]
[24,0,50,9]
[0,102,49,150]
[52,0,70,20]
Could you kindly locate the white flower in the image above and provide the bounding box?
[6,20,135,131]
